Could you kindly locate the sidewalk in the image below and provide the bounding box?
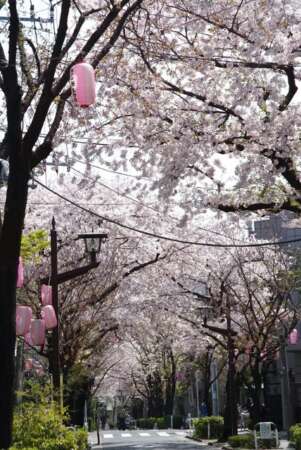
[186,429,293,450]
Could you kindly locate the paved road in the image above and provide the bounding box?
[89,429,206,450]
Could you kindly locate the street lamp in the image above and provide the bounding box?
[40,218,108,410]
[77,233,108,263]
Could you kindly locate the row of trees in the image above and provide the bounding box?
[1,0,301,447]
[97,234,300,437]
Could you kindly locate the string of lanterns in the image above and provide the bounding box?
[16,61,96,344]
[16,258,57,347]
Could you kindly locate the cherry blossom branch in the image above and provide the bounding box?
[129,35,243,121]
[216,198,301,214]
[31,99,66,168]
[18,30,35,92]
[279,66,298,111]
[167,3,253,44]
[89,252,167,306]
[22,0,71,154]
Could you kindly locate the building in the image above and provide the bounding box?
[250,212,301,429]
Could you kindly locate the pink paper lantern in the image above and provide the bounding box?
[41,305,57,330]
[30,319,46,346]
[24,331,33,346]
[16,257,24,288]
[72,62,96,107]
[289,328,299,345]
[35,367,45,377]
[41,284,52,306]
[16,305,32,336]
[24,358,33,371]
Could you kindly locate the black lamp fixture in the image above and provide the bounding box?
[77,233,108,262]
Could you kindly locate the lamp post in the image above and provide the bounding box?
[195,369,201,417]
[210,358,220,416]
[41,217,107,405]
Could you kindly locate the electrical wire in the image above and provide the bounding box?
[72,157,149,180]
[71,166,164,215]
[33,178,301,248]
[70,166,243,241]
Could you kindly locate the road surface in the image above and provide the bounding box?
[89,429,207,450]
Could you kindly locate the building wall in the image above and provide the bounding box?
[251,212,301,428]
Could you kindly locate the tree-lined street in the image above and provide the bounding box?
[1,1,301,449]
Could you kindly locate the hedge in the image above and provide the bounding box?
[228,434,254,448]
[228,433,277,449]
[193,416,224,439]
[137,416,184,429]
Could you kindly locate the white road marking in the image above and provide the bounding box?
[121,433,132,437]
[103,433,114,439]
[175,431,187,435]
[157,432,170,436]
[139,432,151,437]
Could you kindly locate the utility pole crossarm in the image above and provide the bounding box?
[40,260,99,286]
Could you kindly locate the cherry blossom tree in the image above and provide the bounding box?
[166,245,298,436]
[18,222,170,424]
[125,313,181,417]
[117,226,297,435]
[0,1,148,446]
[2,1,301,446]
[94,0,301,221]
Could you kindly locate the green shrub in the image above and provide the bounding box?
[228,434,254,448]
[10,448,38,450]
[137,417,157,429]
[290,424,301,440]
[290,424,301,450]
[156,417,166,429]
[193,416,224,439]
[74,428,89,450]
[137,416,184,429]
[12,382,88,450]
[257,438,277,449]
[228,433,278,449]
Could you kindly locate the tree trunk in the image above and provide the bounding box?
[0,27,28,444]
[223,297,238,439]
[203,351,212,416]
[223,368,239,438]
[0,170,29,449]
[248,364,263,426]
[147,372,164,417]
[164,351,176,416]
[0,268,17,448]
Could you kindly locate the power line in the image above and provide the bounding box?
[70,166,241,241]
[71,157,149,180]
[33,178,301,248]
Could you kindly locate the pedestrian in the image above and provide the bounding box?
[200,402,208,417]
[97,403,107,430]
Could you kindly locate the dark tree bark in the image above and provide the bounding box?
[0,1,144,446]
[163,348,176,416]
[223,297,238,439]
[0,2,27,447]
[147,371,164,417]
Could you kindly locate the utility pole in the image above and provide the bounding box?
[225,294,237,437]
[50,217,60,392]
[279,340,292,431]
[210,359,219,416]
[195,369,201,417]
